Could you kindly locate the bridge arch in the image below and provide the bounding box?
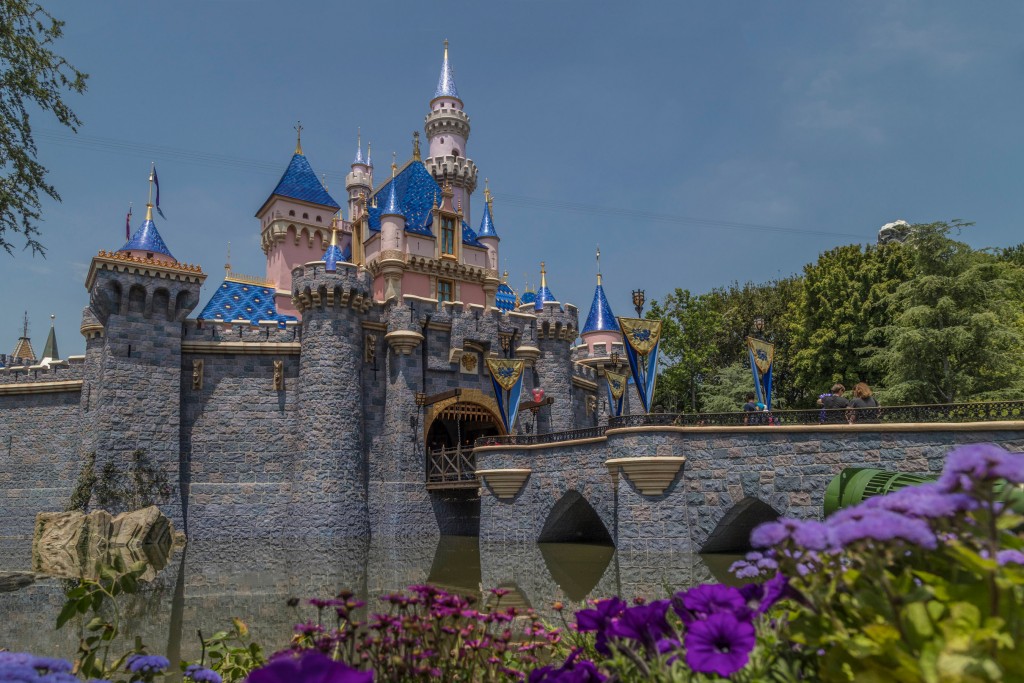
[538,490,613,545]
[700,497,780,554]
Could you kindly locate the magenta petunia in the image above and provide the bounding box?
[246,650,372,683]
[574,597,627,655]
[684,611,756,677]
[606,600,673,655]
[674,584,750,623]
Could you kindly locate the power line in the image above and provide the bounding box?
[35,128,865,240]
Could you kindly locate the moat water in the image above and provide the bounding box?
[0,536,739,662]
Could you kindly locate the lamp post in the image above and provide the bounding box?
[632,289,646,317]
[753,315,766,339]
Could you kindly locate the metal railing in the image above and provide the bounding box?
[608,400,1024,429]
[426,446,477,487]
[475,425,608,448]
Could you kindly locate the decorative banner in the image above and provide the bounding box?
[617,317,663,414]
[745,336,775,410]
[605,369,629,417]
[486,358,526,433]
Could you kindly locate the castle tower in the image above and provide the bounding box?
[41,314,60,364]
[580,248,621,357]
[10,311,35,364]
[291,259,373,537]
[423,40,478,224]
[477,181,501,309]
[81,176,206,529]
[258,125,341,317]
[378,161,408,301]
[345,129,372,222]
[530,263,579,432]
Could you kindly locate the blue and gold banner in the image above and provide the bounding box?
[605,369,628,417]
[486,358,526,433]
[745,336,775,410]
[617,317,662,414]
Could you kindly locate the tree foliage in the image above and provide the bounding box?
[0,0,87,254]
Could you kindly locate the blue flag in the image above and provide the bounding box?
[153,166,166,219]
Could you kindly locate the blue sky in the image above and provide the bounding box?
[4,1,1023,355]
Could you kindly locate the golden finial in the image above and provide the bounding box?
[502,270,508,284]
[457,198,462,214]
[540,261,547,289]
[225,241,231,276]
[412,131,421,161]
[330,219,338,247]
[146,162,155,221]
[484,178,491,205]
[433,192,438,209]
[294,121,303,154]
[366,142,372,166]
[596,245,602,286]
[391,151,397,178]
[444,38,449,60]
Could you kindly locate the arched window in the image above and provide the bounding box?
[289,210,295,217]
[315,216,322,223]
[302,212,309,219]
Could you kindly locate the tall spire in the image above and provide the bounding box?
[382,155,402,216]
[294,120,303,155]
[412,131,421,161]
[582,247,618,335]
[42,314,59,361]
[323,216,344,272]
[224,242,231,276]
[366,142,372,168]
[353,128,364,165]
[477,181,498,238]
[434,38,461,100]
[535,261,557,311]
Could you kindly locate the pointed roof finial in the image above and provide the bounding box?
[50,313,55,328]
[225,241,232,276]
[413,131,421,161]
[596,245,602,285]
[294,121,304,155]
[353,127,364,165]
[42,314,59,362]
[434,38,461,100]
[22,310,29,338]
[391,151,397,177]
[502,270,508,284]
[321,173,328,191]
[146,162,155,221]
[484,178,491,205]
[366,142,372,167]
[540,261,547,288]
[382,156,402,216]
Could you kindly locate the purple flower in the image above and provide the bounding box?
[674,584,750,624]
[127,655,171,674]
[862,482,976,519]
[684,611,756,677]
[31,657,73,674]
[997,550,1024,566]
[606,600,673,654]
[750,521,789,548]
[939,444,1024,490]
[575,598,626,655]
[247,650,371,683]
[750,518,829,550]
[185,664,223,683]
[528,651,606,683]
[829,508,937,549]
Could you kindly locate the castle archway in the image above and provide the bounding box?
[700,497,780,554]
[426,401,504,450]
[538,490,613,545]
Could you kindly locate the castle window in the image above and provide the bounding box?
[437,279,454,303]
[452,149,460,158]
[316,216,322,223]
[441,217,456,256]
[289,210,295,216]
[303,212,309,219]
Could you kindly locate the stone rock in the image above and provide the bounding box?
[31,506,174,580]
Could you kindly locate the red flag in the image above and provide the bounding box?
[125,204,132,240]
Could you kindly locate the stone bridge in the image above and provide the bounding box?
[474,414,1024,553]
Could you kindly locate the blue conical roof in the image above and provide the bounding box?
[270,153,340,209]
[382,176,402,216]
[534,285,556,311]
[353,133,365,165]
[121,218,175,260]
[478,201,498,238]
[582,283,619,334]
[323,243,344,272]
[434,43,460,100]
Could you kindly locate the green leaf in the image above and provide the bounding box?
[56,599,79,628]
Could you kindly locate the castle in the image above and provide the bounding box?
[0,43,631,541]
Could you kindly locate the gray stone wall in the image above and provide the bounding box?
[477,425,1024,553]
[0,389,83,539]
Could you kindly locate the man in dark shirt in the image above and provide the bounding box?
[819,383,850,423]
[743,393,758,412]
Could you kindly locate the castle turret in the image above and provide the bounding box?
[530,263,579,432]
[580,247,621,358]
[477,182,500,309]
[81,170,206,529]
[424,40,478,223]
[378,160,407,301]
[291,259,373,536]
[41,314,60,364]
[345,129,373,222]
[258,126,341,317]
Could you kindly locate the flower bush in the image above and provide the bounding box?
[12,443,1024,682]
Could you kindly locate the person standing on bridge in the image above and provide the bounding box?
[818,383,850,423]
[850,382,880,423]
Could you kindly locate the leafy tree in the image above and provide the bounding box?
[791,243,911,399]
[648,289,722,412]
[698,361,754,413]
[875,221,1024,403]
[0,0,87,254]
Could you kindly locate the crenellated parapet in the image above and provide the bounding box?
[290,261,375,316]
[423,155,479,195]
[532,302,580,344]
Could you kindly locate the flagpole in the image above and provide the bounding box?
[146,162,154,221]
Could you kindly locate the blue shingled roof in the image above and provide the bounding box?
[270,153,340,209]
[534,285,557,311]
[120,218,175,260]
[496,283,517,312]
[197,277,297,325]
[478,201,498,238]
[520,290,536,306]
[323,243,344,272]
[582,283,619,334]
[434,48,460,99]
[368,162,483,246]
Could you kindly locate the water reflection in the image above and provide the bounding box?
[0,536,740,663]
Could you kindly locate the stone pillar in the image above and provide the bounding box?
[293,262,373,537]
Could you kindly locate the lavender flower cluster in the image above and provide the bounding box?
[0,653,78,683]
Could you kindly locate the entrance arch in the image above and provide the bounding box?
[423,388,505,449]
[700,497,780,554]
[538,490,613,545]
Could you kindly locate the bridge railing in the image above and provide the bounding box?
[607,399,1024,429]
[426,446,477,487]
[475,425,608,448]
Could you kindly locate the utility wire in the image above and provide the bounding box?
[35,128,865,240]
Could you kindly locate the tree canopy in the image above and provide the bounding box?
[0,0,87,255]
